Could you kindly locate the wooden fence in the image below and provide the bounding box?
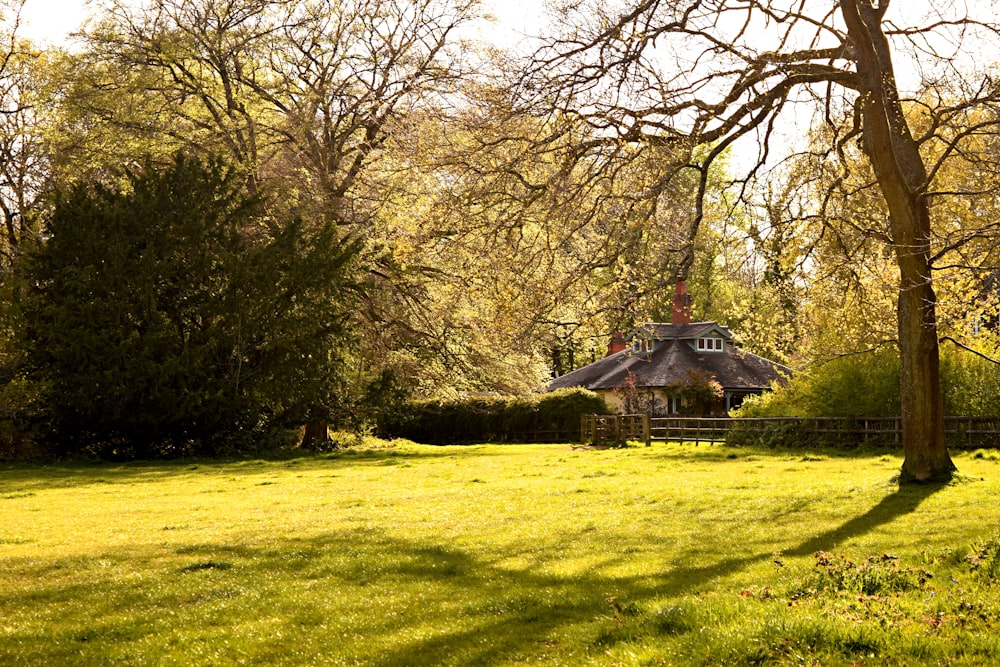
[581,414,651,447]
[581,415,1000,449]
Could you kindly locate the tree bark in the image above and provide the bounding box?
[300,421,329,450]
[841,0,955,481]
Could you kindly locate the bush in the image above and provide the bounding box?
[941,347,1000,416]
[737,344,1000,423]
[735,348,900,418]
[378,388,609,444]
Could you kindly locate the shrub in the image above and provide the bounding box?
[941,347,1000,416]
[378,388,609,444]
[725,416,804,449]
[738,344,1000,422]
[735,348,900,419]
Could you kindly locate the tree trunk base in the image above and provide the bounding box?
[897,462,957,485]
[300,421,329,450]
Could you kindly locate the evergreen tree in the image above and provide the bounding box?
[22,154,360,459]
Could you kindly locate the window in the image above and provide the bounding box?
[697,337,723,352]
[632,339,654,353]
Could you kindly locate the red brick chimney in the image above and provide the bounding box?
[607,331,627,356]
[671,280,692,325]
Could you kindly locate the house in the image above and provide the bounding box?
[547,282,790,415]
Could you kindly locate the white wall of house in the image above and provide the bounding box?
[599,388,763,416]
[598,389,685,416]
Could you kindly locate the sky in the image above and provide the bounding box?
[17,0,91,45]
[15,0,536,46]
[17,1,991,60]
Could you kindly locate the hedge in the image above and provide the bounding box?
[377,388,609,444]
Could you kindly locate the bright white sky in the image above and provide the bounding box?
[16,0,536,46]
[16,1,992,56]
[17,0,91,44]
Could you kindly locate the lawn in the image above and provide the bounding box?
[3,441,1000,665]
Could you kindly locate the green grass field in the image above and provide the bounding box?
[4,441,1000,666]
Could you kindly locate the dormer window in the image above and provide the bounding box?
[697,337,724,352]
[632,339,654,353]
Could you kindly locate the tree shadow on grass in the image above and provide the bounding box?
[784,480,948,557]
[284,479,939,659]
[0,446,956,666]
[0,445,502,490]
[357,483,950,664]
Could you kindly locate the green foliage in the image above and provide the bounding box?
[379,388,609,444]
[667,367,725,408]
[941,346,1000,416]
[737,345,1000,426]
[737,348,901,418]
[20,154,361,459]
[0,277,37,460]
[349,368,411,431]
[0,376,42,461]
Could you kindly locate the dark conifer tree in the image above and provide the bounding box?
[22,154,360,459]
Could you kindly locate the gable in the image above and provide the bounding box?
[548,336,789,393]
[628,322,732,342]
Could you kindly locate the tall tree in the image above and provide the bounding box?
[47,0,705,400]
[526,0,1000,481]
[839,1,951,481]
[50,0,481,437]
[0,0,55,436]
[0,0,46,270]
[22,154,360,459]
[60,1,717,396]
[409,73,716,361]
[67,0,478,227]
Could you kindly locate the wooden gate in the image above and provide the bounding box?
[580,414,651,447]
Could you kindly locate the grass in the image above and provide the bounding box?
[3,441,1000,665]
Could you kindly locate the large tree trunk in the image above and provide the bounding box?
[300,421,329,450]
[841,0,955,481]
[896,272,953,480]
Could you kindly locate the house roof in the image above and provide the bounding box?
[631,321,731,340]
[548,327,790,393]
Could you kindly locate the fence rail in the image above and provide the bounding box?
[582,415,1000,449]
[581,414,651,447]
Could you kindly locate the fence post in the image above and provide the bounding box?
[644,413,651,447]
